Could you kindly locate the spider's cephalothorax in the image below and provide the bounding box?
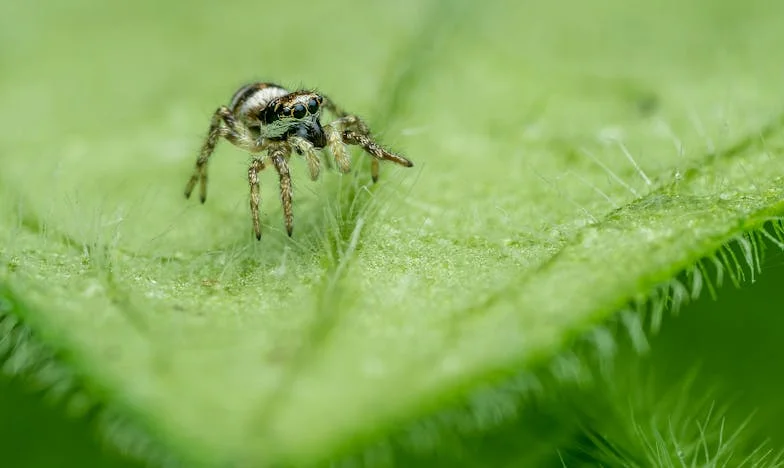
[183,82,413,240]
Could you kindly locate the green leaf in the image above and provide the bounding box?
[1,0,783,465]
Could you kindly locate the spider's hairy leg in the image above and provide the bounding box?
[342,130,413,183]
[322,97,370,135]
[248,157,265,240]
[185,106,257,203]
[289,136,321,181]
[324,107,382,179]
[324,124,352,174]
[270,148,294,237]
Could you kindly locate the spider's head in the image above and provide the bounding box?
[261,92,325,147]
[263,92,323,122]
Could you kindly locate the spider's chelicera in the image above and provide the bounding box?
[183,82,414,240]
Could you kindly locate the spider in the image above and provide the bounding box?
[183,82,414,240]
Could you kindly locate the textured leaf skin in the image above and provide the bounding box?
[1,0,783,465]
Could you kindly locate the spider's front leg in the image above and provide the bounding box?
[322,97,370,134]
[269,147,295,237]
[321,97,367,174]
[341,130,414,183]
[184,106,257,203]
[322,98,412,182]
[323,124,353,174]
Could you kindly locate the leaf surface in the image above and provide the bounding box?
[1,0,783,464]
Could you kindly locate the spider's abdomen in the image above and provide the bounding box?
[230,82,289,122]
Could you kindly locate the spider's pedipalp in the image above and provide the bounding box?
[289,136,321,181]
[324,124,352,173]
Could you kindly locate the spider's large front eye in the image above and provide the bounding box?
[307,98,319,114]
[292,104,306,118]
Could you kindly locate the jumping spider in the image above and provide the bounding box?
[184,82,414,240]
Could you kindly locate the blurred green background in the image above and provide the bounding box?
[0,376,135,467]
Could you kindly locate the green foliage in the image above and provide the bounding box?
[1,0,784,465]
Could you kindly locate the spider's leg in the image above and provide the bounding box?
[322,97,370,135]
[270,148,294,237]
[248,157,265,240]
[323,123,352,174]
[327,112,375,178]
[321,96,349,118]
[341,130,413,183]
[371,158,379,183]
[289,136,321,181]
[185,106,257,203]
[321,96,413,181]
[321,98,392,181]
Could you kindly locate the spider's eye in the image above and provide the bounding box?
[307,98,319,114]
[292,103,306,119]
